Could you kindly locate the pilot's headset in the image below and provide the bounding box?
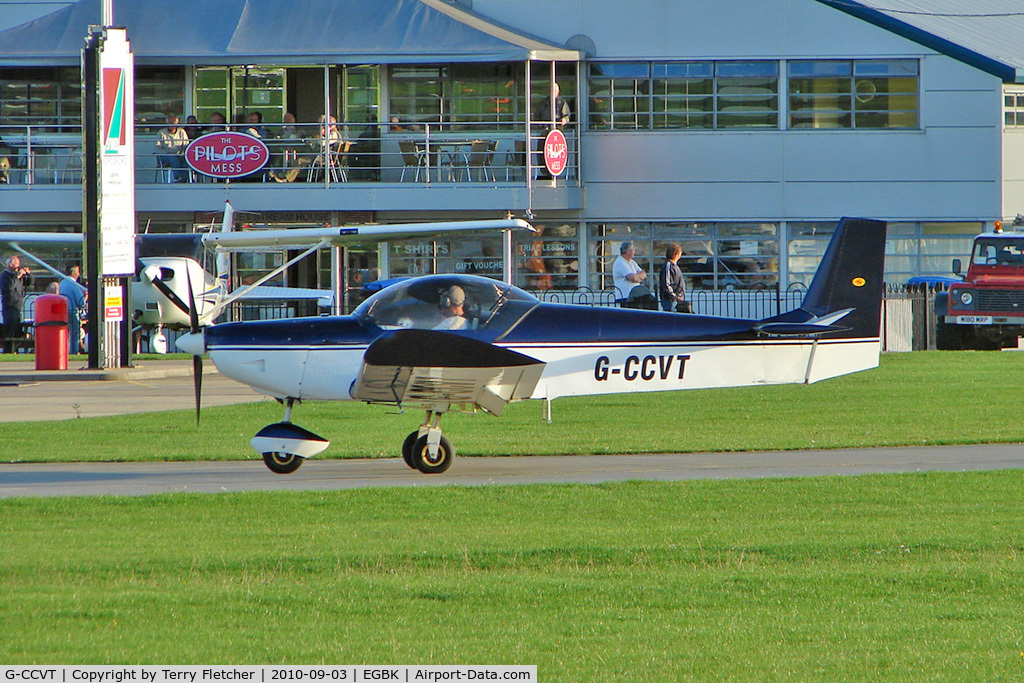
[439,285,466,309]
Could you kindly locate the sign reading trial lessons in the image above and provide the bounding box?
[98,28,136,277]
[543,129,568,177]
[186,132,270,179]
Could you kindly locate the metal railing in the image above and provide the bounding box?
[534,284,808,319]
[0,121,580,187]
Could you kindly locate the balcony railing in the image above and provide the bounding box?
[0,121,579,187]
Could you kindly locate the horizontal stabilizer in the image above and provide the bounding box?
[351,330,545,415]
[755,308,853,336]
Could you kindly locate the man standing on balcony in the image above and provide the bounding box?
[155,114,190,183]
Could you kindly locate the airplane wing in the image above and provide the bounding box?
[350,329,545,416]
[0,232,83,245]
[201,218,536,250]
[238,284,333,305]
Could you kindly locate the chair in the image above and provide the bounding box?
[398,140,430,182]
[56,147,82,184]
[462,140,497,182]
[505,139,527,180]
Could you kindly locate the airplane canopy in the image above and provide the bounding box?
[0,0,580,66]
[354,274,539,339]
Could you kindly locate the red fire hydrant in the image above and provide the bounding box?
[34,294,68,371]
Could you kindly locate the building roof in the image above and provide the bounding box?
[0,0,580,66]
[816,0,1024,82]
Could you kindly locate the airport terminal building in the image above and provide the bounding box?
[1,0,1023,300]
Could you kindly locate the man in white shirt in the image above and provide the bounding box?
[155,114,191,183]
[613,241,647,304]
[433,285,469,330]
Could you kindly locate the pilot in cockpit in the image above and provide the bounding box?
[433,285,469,330]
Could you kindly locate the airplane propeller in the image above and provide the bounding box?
[186,269,202,425]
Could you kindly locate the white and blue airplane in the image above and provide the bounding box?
[0,204,534,352]
[176,217,887,475]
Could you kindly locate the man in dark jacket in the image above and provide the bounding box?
[1,254,32,353]
[659,244,688,312]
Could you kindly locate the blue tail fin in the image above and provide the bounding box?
[770,218,887,338]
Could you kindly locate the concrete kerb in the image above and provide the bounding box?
[0,359,211,383]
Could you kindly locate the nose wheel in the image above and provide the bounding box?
[251,399,329,475]
[263,451,303,474]
[401,410,455,474]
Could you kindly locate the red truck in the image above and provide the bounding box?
[935,231,1024,350]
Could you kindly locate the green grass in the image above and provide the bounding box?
[2,472,1023,679]
[4,351,1024,676]
[3,351,1023,463]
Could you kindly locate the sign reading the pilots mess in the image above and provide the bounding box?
[186,132,270,179]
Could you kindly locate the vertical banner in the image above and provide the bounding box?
[98,27,135,277]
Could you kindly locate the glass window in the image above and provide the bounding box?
[451,63,524,130]
[715,62,778,129]
[135,66,185,132]
[588,222,778,291]
[1005,90,1024,127]
[233,67,285,126]
[588,62,650,131]
[789,221,980,286]
[587,223,651,291]
[388,65,446,129]
[0,67,80,130]
[588,60,777,131]
[788,59,918,129]
[388,239,452,276]
[194,67,230,127]
[652,62,713,129]
[515,223,578,291]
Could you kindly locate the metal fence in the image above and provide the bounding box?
[131,283,946,355]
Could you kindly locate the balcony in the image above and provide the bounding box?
[0,122,582,217]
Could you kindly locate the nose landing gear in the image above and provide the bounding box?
[400,409,455,474]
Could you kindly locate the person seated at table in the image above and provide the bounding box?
[267,113,306,183]
[245,111,268,139]
[281,112,301,140]
[155,114,190,183]
[350,117,381,181]
[308,115,343,182]
[202,111,229,135]
[0,133,13,184]
[183,115,202,140]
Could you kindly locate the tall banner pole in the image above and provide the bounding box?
[82,26,136,368]
[82,29,102,369]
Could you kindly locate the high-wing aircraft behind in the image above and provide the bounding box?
[0,207,535,351]
[176,217,887,475]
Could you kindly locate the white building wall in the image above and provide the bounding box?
[474,0,1005,224]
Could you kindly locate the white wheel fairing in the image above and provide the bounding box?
[250,422,330,459]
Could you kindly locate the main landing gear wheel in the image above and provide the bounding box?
[262,451,304,474]
[402,431,420,469]
[410,434,455,474]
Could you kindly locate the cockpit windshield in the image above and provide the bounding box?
[972,239,1024,266]
[353,275,539,338]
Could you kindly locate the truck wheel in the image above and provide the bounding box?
[936,322,965,350]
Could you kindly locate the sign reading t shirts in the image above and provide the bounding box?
[186,131,269,179]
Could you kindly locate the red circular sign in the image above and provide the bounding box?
[185,131,270,179]
[543,129,568,177]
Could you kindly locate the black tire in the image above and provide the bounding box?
[263,451,303,474]
[410,434,455,474]
[935,322,965,350]
[401,431,420,469]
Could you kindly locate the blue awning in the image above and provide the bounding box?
[0,0,580,66]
